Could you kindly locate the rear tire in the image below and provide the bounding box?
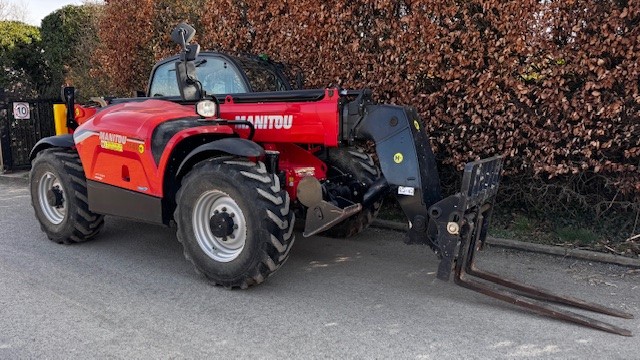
[29,148,105,244]
[175,159,295,288]
[320,147,382,238]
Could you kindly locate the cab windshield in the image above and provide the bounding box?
[148,56,248,97]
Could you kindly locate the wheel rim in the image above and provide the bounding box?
[38,171,66,225]
[192,190,247,262]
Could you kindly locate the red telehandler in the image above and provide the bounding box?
[29,24,632,335]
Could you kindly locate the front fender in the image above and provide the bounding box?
[176,137,265,178]
[29,134,75,161]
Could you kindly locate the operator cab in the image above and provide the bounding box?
[147,52,297,98]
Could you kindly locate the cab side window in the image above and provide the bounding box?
[235,58,289,92]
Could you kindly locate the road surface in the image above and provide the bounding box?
[0,181,638,359]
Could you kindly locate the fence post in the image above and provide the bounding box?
[0,126,4,172]
[0,96,6,172]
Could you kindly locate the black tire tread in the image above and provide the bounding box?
[175,159,295,289]
[31,148,104,244]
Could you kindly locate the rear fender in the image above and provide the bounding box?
[29,134,75,161]
[176,137,265,179]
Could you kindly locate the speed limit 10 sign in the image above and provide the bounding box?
[13,102,30,120]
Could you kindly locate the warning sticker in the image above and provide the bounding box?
[398,186,415,196]
[393,153,404,164]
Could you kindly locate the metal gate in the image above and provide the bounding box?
[0,99,60,171]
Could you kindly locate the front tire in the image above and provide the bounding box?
[175,159,295,288]
[29,148,104,244]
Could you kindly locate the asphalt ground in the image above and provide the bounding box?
[1,180,639,359]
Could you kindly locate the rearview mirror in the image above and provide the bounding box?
[171,23,196,49]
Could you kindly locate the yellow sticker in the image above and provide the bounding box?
[138,144,145,154]
[394,153,404,164]
[100,141,123,152]
[414,120,420,130]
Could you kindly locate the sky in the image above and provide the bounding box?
[6,0,92,26]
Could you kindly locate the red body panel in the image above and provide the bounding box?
[74,91,341,200]
[74,100,234,196]
[74,104,97,124]
[217,89,340,147]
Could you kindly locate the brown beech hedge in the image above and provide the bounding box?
[96,1,639,207]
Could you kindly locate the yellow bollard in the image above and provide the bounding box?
[53,104,68,135]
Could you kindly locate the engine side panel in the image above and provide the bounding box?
[74,100,233,197]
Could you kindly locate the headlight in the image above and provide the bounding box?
[196,100,218,118]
